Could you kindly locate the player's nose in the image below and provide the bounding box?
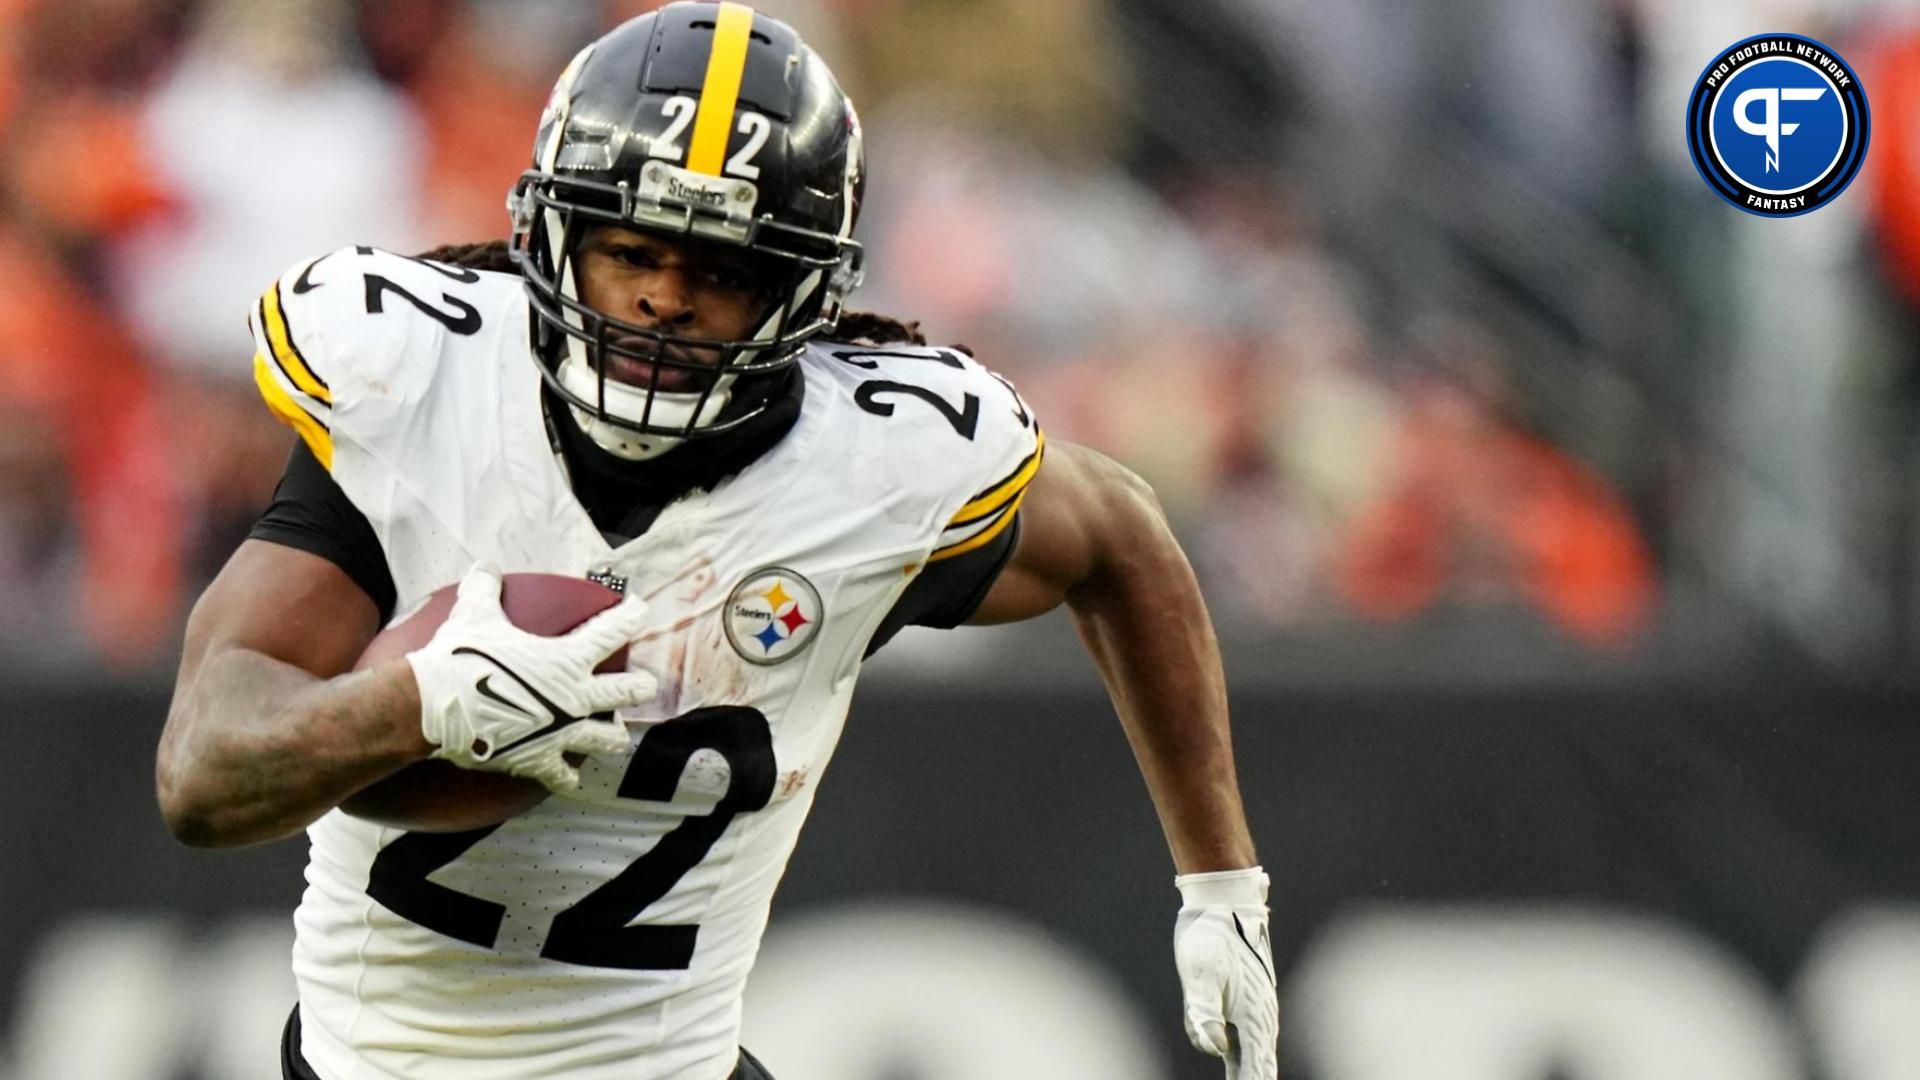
[635,270,697,328]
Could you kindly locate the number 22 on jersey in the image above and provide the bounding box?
[366,706,774,970]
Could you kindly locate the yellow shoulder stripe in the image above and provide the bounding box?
[949,428,1045,526]
[687,2,755,176]
[253,353,334,470]
[930,490,1027,562]
[259,280,331,404]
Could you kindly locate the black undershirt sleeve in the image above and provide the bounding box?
[249,441,398,625]
[863,515,1022,658]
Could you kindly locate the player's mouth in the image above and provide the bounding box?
[601,340,719,393]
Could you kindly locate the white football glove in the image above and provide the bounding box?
[1174,866,1279,1080]
[406,563,659,792]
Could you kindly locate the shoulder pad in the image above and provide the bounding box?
[813,342,1043,561]
[248,246,499,470]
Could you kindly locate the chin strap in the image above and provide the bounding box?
[541,370,805,511]
[552,344,738,460]
[568,400,684,461]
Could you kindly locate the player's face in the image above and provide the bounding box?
[573,225,775,391]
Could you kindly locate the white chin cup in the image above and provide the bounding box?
[556,348,733,462]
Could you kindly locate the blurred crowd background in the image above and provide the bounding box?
[1,0,1917,684]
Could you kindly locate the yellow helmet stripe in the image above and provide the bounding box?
[686,2,756,176]
[260,280,332,404]
[253,353,334,470]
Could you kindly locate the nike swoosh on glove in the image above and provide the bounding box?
[1175,866,1279,1080]
[407,562,659,791]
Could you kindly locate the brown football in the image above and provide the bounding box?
[340,573,627,832]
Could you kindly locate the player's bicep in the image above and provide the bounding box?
[968,440,1159,624]
[176,539,382,693]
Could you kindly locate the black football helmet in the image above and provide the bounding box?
[508,2,864,460]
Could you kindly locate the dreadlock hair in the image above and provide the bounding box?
[416,240,517,274]
[414,239,928,347]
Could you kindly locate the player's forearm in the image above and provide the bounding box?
[1068,522,1257,875]
[156,651,430,847]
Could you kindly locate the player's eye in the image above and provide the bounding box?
[704,258,783,295]
[607,245,659,269]
[701,265,754,291]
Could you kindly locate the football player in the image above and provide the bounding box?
[155,4,1277,1078]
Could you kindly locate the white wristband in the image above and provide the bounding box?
[1174,866,1269,907]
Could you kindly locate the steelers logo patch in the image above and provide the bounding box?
[723,568,823,665]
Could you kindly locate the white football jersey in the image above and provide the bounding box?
[248,246,1042,1080]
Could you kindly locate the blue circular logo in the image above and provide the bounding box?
[1687,34,1868,217]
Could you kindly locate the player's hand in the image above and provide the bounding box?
[406,562,658,791]
[1174,866,1279,1080]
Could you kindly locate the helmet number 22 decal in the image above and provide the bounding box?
[653,96,698,163]
[651,95,771,180]
[727,113,771,179]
